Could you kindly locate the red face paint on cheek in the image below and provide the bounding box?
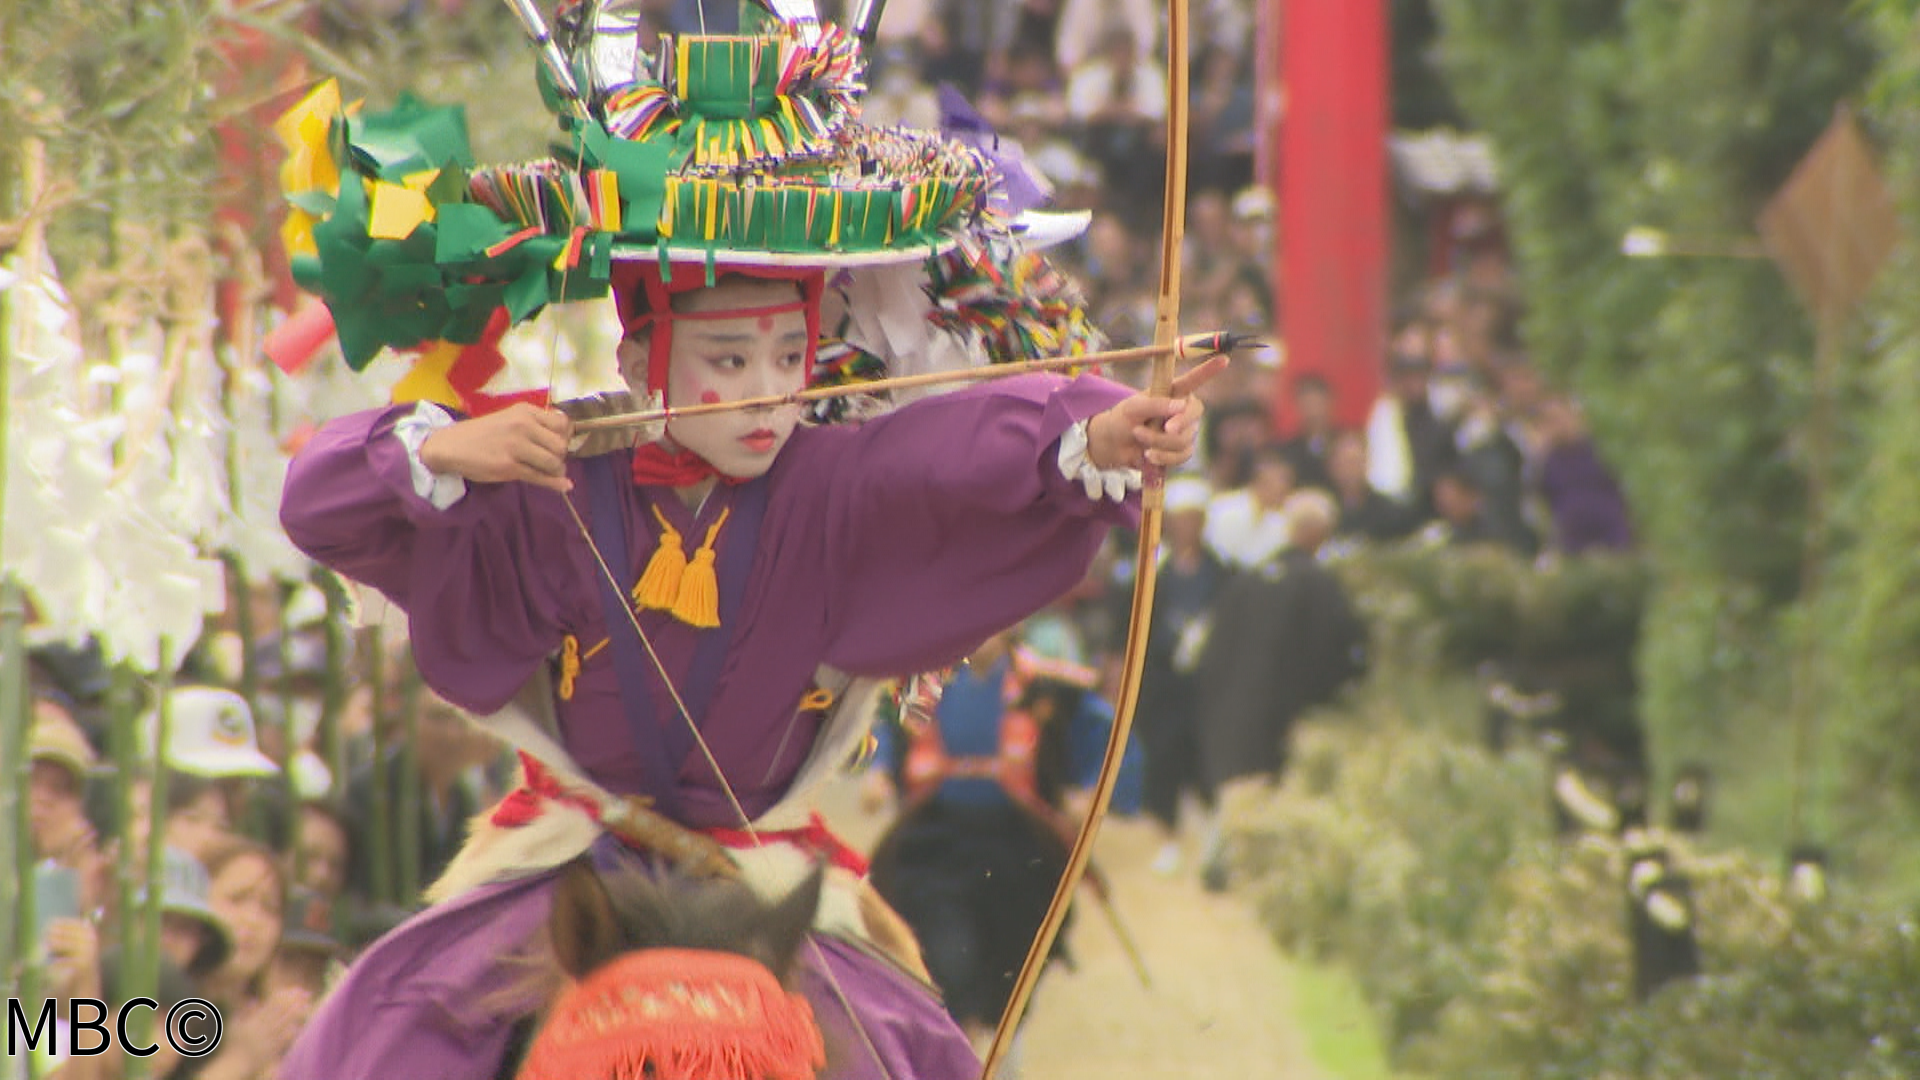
[699,390,721,405]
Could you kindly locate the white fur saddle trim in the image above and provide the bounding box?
[425,665,891,951]
[424,800,866,944]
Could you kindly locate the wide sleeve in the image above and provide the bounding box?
[278,406,584,714]
[816,373,1139,675]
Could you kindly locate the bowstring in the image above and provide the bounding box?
[556,492,897,1080]
[501,6,891,1071]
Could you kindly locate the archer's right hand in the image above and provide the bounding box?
[420,403,575,494]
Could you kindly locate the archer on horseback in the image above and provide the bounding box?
[272,3,1222,1077]
[862,623,1148,1070]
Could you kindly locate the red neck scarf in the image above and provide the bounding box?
[629,443,753,489]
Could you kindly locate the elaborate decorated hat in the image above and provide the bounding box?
[275,0,1027,379]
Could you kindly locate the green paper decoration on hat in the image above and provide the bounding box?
[277,11,1000,374]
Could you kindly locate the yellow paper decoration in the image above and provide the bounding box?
[368,181,436,241]
[388,340,465,410]
[275,79,346,259]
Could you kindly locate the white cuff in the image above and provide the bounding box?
[1058,418,1143,502]
[393,401,468,510]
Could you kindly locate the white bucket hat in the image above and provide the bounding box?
[1165,476,1214,514]
[137,846,234,974]
[146,687,280,778]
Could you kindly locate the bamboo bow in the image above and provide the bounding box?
[978,0,1194,1073]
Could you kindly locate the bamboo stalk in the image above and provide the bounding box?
[363,626,393,904]
[318,571,351,803]
[249,591,293,842]
[568,332,1254,436]
[396,651,423,903]
[228,554,261,723]
[0,123,23,1001]
[110,666,140,1008]
[131,641,176,1080]
[2,584,31,1008]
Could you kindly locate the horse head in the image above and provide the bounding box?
[511,857,830,1080]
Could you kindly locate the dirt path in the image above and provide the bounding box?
[817,782,1324,1080]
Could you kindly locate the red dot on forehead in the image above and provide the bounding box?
[699,390,721,405]
[757,315,775,332]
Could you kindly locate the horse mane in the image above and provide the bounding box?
[547,857,825,986]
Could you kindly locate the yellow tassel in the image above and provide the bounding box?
[798,687,836,712]
[635,506,689,611]
[556,636,607,700]
[558,635,581,700]
[671,507,730,629]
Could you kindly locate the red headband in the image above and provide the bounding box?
[611,262,827,398]
[515,949,826,1080]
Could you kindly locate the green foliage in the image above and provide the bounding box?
[1329,544,1648,671]
[1233,680,1549,1051]
[1409,831,1920,1080]
[0,0,278,273]
[1234,666,1920,1079]
[1428,0,1879,833]
[1390,0,1466,130]
[1823,1,1920,865]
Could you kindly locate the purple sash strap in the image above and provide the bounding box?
[580,454,769,821]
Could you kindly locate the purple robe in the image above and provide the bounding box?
[276,373,1136,1080]
[1538,439,1633,554]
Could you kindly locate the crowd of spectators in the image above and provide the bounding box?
[20,622,510,1079]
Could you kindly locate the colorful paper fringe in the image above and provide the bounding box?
[275,14,1003,374]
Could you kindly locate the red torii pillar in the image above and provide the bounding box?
[1269,0,1387,433]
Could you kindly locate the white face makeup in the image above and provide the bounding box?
[621,277,811,481]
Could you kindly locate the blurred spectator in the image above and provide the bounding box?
[148,686,290,854]
[1194,490,1367,889]
[1182,190,1238,290]
[29,700,110,911]
[1279,374,1336,492]
[1533,395,1634,554]
[198,836,312,1080]
[1199,398,1272,492]
[1190,40,1257,192]
[1219,267,1273,338]
[918,0,1019,99]
[1452,392,1537,557]
[345,694,500,900]
[1056,0,1159,73]
[1067,25,1168,209]
[984,38,1065,129]
[144,845,236,985]
[1421,466,1530,554]
[1325,431,1416,544]
[1136,478,1224,875]
[1365,352,1456,517]
[1228,185,1274,270]
[1204,444,1295,570]
[289,799,352,904]
[201,838,290,1003]
[143,695,284,858]
[266,889,347,999]
[160,774,234,865]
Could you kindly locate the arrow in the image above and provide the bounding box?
[567,330,1264,439]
